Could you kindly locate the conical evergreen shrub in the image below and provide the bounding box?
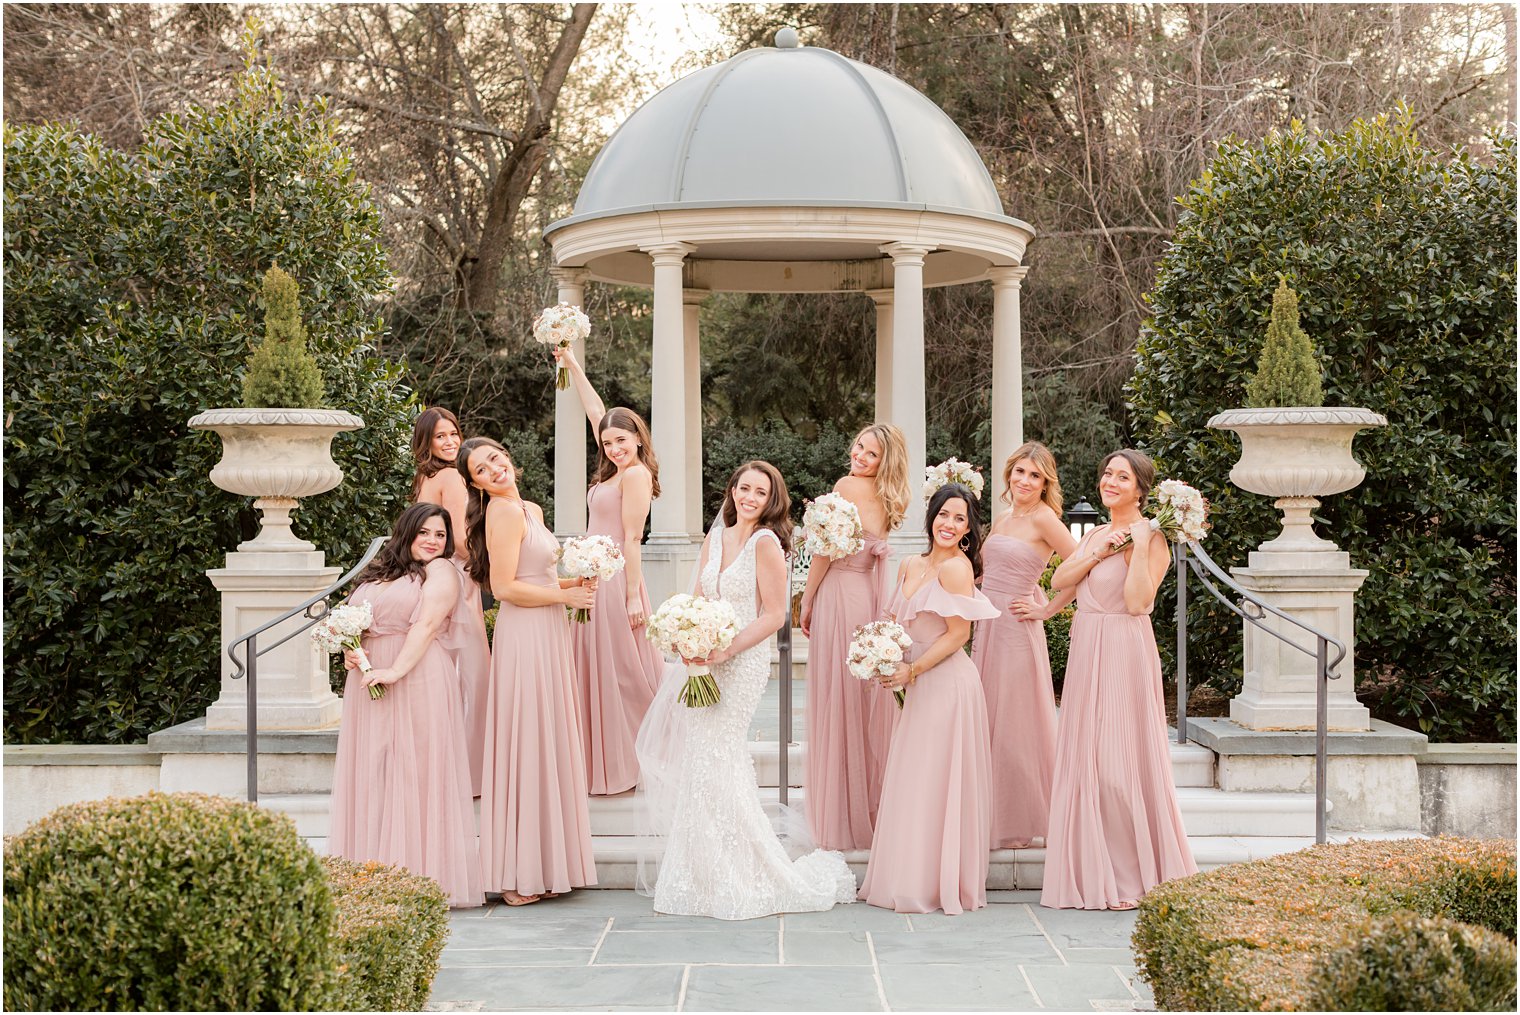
[242,265,325,408]
[1245,279,1324,408]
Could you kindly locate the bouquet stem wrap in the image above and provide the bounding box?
[677,663,721,709]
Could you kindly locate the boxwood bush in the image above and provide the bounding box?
[1132,837,1517,1011]
[1128,113,1516,741]
[3,792,336,1011]
[324,856,450,1012]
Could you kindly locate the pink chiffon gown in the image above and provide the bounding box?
[805,532,898,851]
[329,571,485,908]
[572,482,663,795]
[1040,533,1197,909]
[970,535,1059,848]
[859,570,1000,915]
[479,502,597,896]
[448,556,492,797]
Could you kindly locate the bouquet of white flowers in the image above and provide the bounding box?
[847,619,914,708]
[801,492,864,560]
[532,302,592,390]
[311,601,382,699]
[558,535,624,623]
[1116,479,1211,550]
[645,593,740,707]
[923,458,985,502]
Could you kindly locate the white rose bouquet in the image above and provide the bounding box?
[923,458,985,502]
[532,302,592,390]
[646,593,740,708]
[1116,479,1211,549]
[847,620,914,709]
[801,492,864,560]
[558,535,623,623]
[311,601,382,699]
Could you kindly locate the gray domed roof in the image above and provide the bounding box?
[566,40,1007,224]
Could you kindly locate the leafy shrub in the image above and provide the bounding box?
[1132,836,1517,1011]
[243,265,326,408]
[3,792,336,1011]
[703,418,855,525]
[3,33,415,744]
[1128,114,1517,741]
[1245,279,1324,409]
[1306,912,1516,1011]
[324,856,449,1012]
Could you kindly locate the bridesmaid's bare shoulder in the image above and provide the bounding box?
[940,555,976,594]
[621,463,653,492]
[834,474,874,500]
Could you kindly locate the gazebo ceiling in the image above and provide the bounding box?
[545,31,1033,292]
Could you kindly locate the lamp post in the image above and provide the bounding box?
[1065,498,1101,541]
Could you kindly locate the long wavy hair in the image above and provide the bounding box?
[456,436,514,590]
[591,406,660,497]
[925,482,985,581]
[354,503,454,587]
[1100,448,1156,507]
[1000,440,1064,515]
[409,406,462,502]
[720,460,793,553]
[853,422,911,532]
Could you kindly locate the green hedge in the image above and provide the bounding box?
[1133,837,1518,1011]
[324,856,450,1012]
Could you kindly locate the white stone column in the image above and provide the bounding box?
[550,266,590,537]
[868,289,895,423]
[988,266,1029,503]
[881,242,934,544]
[682,290,708,537]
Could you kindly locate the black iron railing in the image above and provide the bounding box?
[777,620,794,808]
[225,536,388,803]
[1173,540,1346,843]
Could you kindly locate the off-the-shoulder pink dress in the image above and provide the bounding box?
[859,568,1000,915]
[1040,532,1196,909]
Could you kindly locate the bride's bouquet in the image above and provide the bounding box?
[801,492,864,560]
[646,593,741,708]
[923,458,985,501]
[311,601,382,699]
[558,535,623,623]
[847,620,914,709]
[532,302,592,390]
[1116,479,1211,549]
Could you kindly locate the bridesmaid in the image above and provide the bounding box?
[329,503,484,908]
[859,483,1000,915]
[554,346,664,795]
[798,423,911,851]
[460,436,598,905]
[1041,449,1197,911]
[972,442,1077,849]
[411,406,492,797]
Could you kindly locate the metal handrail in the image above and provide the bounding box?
[225,536,388,803]
[1173,539,1346,843]
[778,619,793,809]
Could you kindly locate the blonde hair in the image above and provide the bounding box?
[854,422,911,532]
[1001,441,1063,515]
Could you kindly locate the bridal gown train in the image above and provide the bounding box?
[636,527,857,920]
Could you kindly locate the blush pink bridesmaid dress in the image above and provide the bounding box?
[446,556,492,797]
[970,535,1059,848]
[859,569,1000,915]
[1040,532,1197,910]
[805,533,898,851]
[329,570,485,908]
[571,482,663,795]
[479,501,597,897]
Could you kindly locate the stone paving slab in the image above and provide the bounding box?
[877,962,1039,1011]
[683,965,882,1011]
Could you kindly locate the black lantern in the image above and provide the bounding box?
[1065,498,1101,540]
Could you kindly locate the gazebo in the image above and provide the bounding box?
[544,29,1035,600]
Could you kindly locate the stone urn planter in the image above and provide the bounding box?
[188,408,364,552]
[1206,407,1387,554]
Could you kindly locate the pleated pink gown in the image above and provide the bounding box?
[806,533,898,851]
[329,572,484,908]
[480,502,597,896]
[1041,536,1197,909]
[572,483,663,795]
[859,572,1000,915]
[971,536,1059,848]
[448,556,492,797]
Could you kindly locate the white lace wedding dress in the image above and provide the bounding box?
[635,526,857,920]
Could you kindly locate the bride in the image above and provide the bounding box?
[635,460,857,920]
